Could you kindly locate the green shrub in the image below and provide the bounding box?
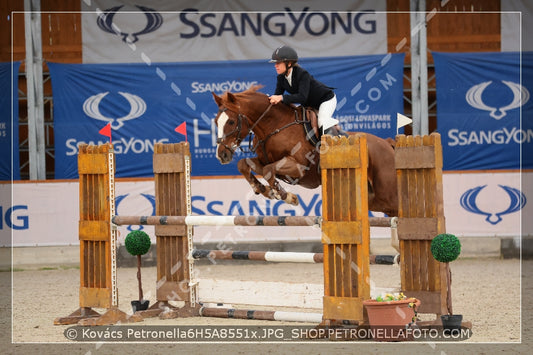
[124,230,151,256]
[431,233,461,263]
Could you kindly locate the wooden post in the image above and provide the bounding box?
[319,134,370,324]
[140,142,199,318]
[78,144,114,310]
[55,144,141,325]
[395,133,449,317]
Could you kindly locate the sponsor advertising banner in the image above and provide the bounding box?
[443,172,526,237]
[501,0,533,52]
[49,53,405,178]
[433,51,532,170]
[0,62,20,181]
[81,0,387,63]
[5,172,529,247]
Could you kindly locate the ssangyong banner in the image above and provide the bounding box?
[433,51,533,170]
[81,0,387,63]
[49,53,404,178]
[7,172,530,247]
[0,61,20,181]
[443,172,526,237]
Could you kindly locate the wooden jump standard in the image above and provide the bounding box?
[55,133,450,326]
[395,133,450,316]
[54,144,143,325]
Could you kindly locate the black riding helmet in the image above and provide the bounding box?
[269,45,298,63]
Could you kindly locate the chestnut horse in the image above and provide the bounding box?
[212,85,398,216]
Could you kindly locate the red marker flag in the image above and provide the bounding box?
[99,123,112,143]
[175,122,187,142]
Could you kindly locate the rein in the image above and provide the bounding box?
[252,119,302,163]
[248,103,273,133]
[249,105,308,165]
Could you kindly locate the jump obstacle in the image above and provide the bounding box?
[55,133,452,327]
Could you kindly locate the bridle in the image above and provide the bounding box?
[215,107,247,153]
[216,103,273,155]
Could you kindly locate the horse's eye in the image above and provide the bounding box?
[227,120,235,126]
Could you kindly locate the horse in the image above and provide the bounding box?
[212,85,398,216]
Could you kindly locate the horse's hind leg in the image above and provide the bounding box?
[366,135,399,217]
[237,158,273,198]
[367,171,398,217]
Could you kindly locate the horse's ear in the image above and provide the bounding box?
[212,92,223,107]
[226,92,238,104]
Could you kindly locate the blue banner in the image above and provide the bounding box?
[49,54,404,178]
[433,51,533,170]
[0,62,20,181]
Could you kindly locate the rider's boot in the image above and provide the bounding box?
[323,126,349,137]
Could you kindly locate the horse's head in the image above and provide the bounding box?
[212,91,249,164]
[212,85,268,164]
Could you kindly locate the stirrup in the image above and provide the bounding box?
[323,127,348,137]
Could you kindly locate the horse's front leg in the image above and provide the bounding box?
[236,157,273,199]
[262,157,304,206]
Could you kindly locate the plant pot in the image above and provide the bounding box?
[441,314,463,336]
[363,298,420,341]
[131,300,150,313]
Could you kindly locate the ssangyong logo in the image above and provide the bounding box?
[191,80,259,94]
[97,5,163,44]
[466,80,530,120]
[83,91,146,129]
[460,184,526,225]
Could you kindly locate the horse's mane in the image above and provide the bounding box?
[242,84,266,95]
[220,84,295,117]
[219,84,268,112]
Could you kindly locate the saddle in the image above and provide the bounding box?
[294,106,321,146]
[293,106,347,146]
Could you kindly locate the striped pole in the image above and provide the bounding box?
[193,249,323,263]
[112,215,321,227]
[112,215,395,228]
[199,306,323,323]
[192,249,399,265]
[370,216,397,228]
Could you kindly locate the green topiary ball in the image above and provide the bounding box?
[125,230,151,256]
[431,233,461,263]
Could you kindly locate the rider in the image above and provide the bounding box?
[268,45,345,136]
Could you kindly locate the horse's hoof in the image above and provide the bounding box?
[260,187,271,198]
[286,193,299,206]
[268,190,280,200]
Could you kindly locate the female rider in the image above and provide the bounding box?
[268,45,344,136]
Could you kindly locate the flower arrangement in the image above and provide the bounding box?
[372,293,419,323]
[374,292,411,302]
[363,292,420,341]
